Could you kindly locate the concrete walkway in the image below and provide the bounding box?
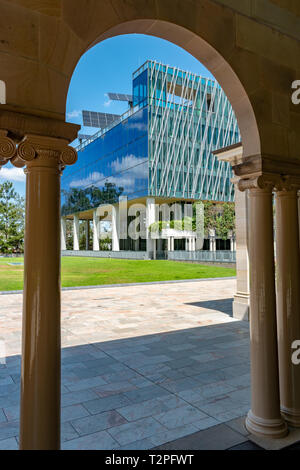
[0,278,252,450]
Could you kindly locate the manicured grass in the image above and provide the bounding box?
[0,256,236,291]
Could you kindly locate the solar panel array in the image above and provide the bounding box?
[82,110,121,128]
[107,93,133,103]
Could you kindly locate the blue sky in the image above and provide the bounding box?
[2,34,213,197]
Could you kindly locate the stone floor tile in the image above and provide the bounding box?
[65,376,107,392]
[124,384,170,403]
[61,422,79,442]
[154,404,209,430]
[62,430,118,450]
[83,394,132,415]
[0,421,19,440]
[0,437,18,450]
[115,438,154,450]
[71,410,127,436]
[61,404,90,423]
[107,417,166,446]
[61,389,99,407]
[149,424,198,447]
[154,423,247,450]
[0,409,7,423]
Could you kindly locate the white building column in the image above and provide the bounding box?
[209,229,216,251]
[85,220,89,250]
[230,236,234,251]
[185,238,189,251]
[146,197,156,259]
[112,204,120,251]
[61,217,66,251]
[192,237,196,251]
[93,210,99,251]
[73,215,79,251]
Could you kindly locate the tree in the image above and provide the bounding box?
[215,202,235,240]
[0,181,25,254]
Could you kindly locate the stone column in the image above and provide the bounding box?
[239,177,287,439]
[93,210,99,251]
[9,135,77,450]
[61,217,67,250]
[233,181,250,320]
[146,197,156,259]
[73,214,79,251]
[112,204,120,251]
[275,187,300,427]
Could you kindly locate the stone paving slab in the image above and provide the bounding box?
[0,278,254,449]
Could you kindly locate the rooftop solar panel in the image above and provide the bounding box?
[82,110,121,128]
[107,93,133,103]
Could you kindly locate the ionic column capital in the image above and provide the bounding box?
[237,173,300,193]
[10,134,77,173]
[0,129,17,166]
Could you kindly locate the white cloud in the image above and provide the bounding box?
[103,93,112,108]
[67,110,81,119]
[69,154,148,192]
[0,166,25,182]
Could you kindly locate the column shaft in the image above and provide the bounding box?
[112,205,120,251]
[85,220,89,251]
[276,190,300,426]
[20,155,61,449]
[245,187,287,438]
[233,186,250,320]
[73,215,79,251]
[93,210,99,251]
[146,198,156,258]
[61,217,66,251]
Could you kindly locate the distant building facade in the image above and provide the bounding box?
[61,61,240,257]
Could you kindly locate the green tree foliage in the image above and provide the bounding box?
[193,200,235,239]
[0,181,25,254]
[61,182,124,216]
[215,202,235,240]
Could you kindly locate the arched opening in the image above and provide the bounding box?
[57,25,256,448]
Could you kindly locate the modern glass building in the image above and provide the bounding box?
[61,60,240,216]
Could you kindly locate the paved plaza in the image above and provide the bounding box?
[0,278,252,450]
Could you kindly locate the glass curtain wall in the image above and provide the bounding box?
[146,61,240,201]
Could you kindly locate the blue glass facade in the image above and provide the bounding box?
[62,61,240,216]
[62,106,148,215]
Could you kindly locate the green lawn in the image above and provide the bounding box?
[0,256,236,291]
